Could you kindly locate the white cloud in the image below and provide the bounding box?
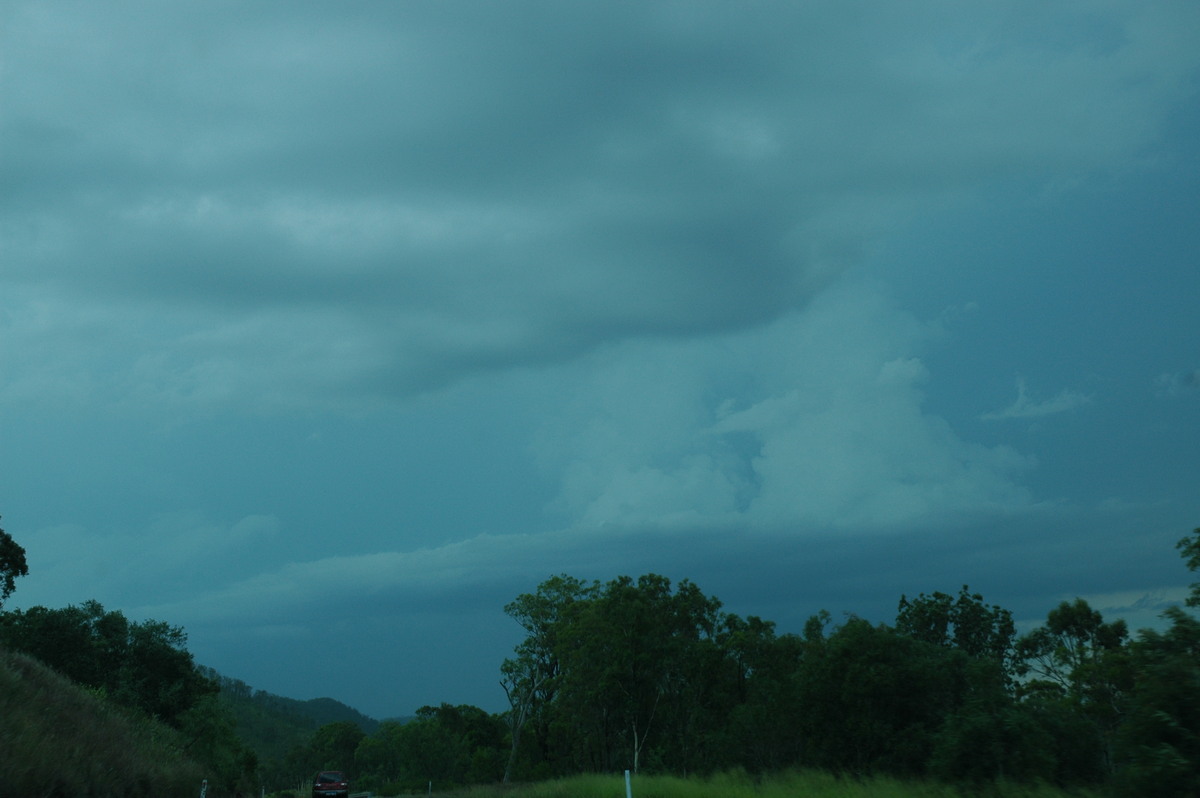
[535,282,1035,532]
[981,377,1091,421]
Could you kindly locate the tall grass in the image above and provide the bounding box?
[423,770,1106,798]
[0,645,207,797]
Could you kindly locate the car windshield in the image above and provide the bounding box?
[317,773,345,783]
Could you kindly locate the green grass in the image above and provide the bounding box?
[0,645,208,797]
[420,770,1106,798]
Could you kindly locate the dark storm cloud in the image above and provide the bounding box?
[3,0,1199,717]
[7,1,1193,403]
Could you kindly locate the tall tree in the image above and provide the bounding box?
[500,574,598,781]
[555,574,673,773]
[795,617,974,776]
[1114,526,1200,795]
[0,517,29,608]
[896,585,1018,680]
[1116,606,1200,796]
[555,574,724,773]
[719,614,807,773]
[1015,598,1131,775]
[1015,598,1129,704]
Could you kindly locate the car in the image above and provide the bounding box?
[313,770,350,798]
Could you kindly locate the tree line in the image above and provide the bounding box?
[2,518,1198,795]
[278,527,1199,796]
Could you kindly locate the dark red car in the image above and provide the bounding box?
[313,770,350,798]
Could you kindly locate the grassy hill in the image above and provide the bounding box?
[0,643,208,797]
[0,647,388,796]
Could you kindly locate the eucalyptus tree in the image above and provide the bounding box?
[503,573,731,776]
[1015,598,1130,706]
[500,574,598,780]
[0,517,28,608]
[896,585,1018,681]
[1015,598,1131,777]
[554,574,695,773]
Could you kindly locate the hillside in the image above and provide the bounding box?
[0,644,207,796]
[201,668,384,778]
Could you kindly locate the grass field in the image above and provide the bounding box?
[422,770,1104,798]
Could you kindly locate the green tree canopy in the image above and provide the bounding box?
[1116,606,1200,797]
[0,517,29,608]
[1015,597,1129,704]
[1114,527,1200,795]
[795,617,975,776]
[896,585,1017,679]
[0,600,215,725]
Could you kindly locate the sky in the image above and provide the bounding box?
[2,1,1198,720]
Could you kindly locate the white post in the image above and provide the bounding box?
[625,769,632,798]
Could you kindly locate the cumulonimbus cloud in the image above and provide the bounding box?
[3,3,1198,408]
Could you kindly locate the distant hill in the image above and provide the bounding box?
[198,667,382,775]
[293,695,381,732]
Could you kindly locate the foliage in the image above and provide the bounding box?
[5,515,1200,796]
[490,560,1200,792]
[0,517,28,608]
[1111,528,1200,795]
[551,574,727,775]
[1179,527,1200,608]
[717,614,807,772]
[1114,606,1200,796]
[501,574,599,781]
[896,585,1018,679]
[1015,598,1130,703]
[0,601,257,794]
[177,694,260,794]
[204,669,319,783]
[928,667,1062,785]
[0,599,216,726]
[495,573,1111,787]
[347,704,505,792]
[795,617,977,776]
[1011,597,1132,780]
